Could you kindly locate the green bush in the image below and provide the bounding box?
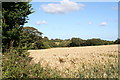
[2,48,31,78]
[2,48,60,78]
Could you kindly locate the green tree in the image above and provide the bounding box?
[42,36,49,41]
[20,27,43,49]
[84,38,112,46]
[2,2,34,51]
[114,38,120,44]
[69,38,83,47]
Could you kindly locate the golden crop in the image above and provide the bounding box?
[28,45,119,78]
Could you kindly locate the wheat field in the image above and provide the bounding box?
[28,45,119,78]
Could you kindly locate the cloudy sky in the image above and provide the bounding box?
[24,0,118,41]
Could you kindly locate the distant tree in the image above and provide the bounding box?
[69,38,83,47]
[103,40,114,45]
[59,40,71,47]
[42,36,49,41]
[85,38,100,46]
[54,38,63,42]
[23,27,42,36]
[19,26,43,49]
[41,37,51,49]
[114,38,120,44]
[84,38,113,46]
[65,39,70,41]
[51,39,54,40]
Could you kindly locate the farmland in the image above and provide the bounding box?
[28,45,119,78]
[2,2,119,79]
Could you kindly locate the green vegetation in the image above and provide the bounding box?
[68,38,84,47]
[2,2,33,51]
[2,48,61,78]
[19,26,43,49]
[2,2,119,79]
[40,38,115,48]
[2,2,60,78]
[114,38,120,44]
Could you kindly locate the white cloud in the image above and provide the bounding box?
[41,0,85,14]
[35,20,47,25]
[100,22,107,26]
[88,21,92,24]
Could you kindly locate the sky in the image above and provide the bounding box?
[24,0,118,41]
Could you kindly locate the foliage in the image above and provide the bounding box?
[2,48,61,78]
[80,38,114,46]
[2,48,31,78]
[69,38,84,47]
[19,26,43,49]
[35,38,116,48]
[42,36,49,41]
[2,2,34,51]
[84,38,106,46]
[114,38,120,44]
[33,40,45,49]
[41,37,53,48]
[59,40,71,47]
[42,38,60,48]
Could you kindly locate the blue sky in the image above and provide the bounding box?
[24,0,118,41]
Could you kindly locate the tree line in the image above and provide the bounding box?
[9,25,119,50]
[13,25,120,49]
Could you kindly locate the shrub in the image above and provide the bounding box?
[2,48,60,78]
[2,48,31,78]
